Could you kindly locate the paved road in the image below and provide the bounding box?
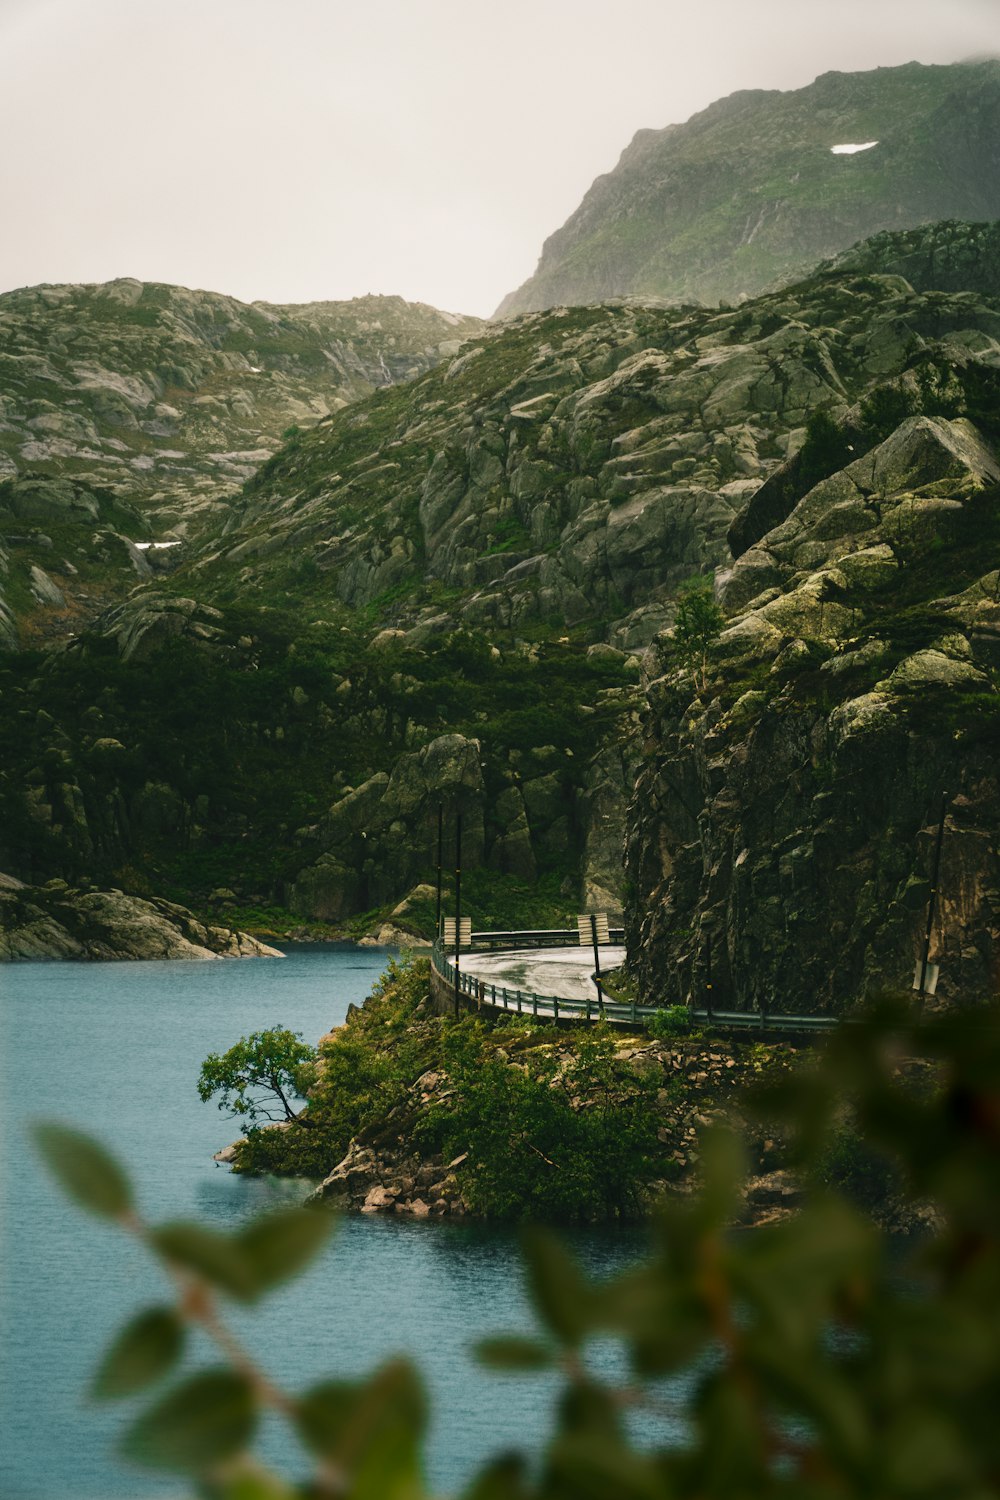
[458,945,626,1003]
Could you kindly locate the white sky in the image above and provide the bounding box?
[0,0,996,317]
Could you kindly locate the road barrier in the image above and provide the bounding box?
[465,927,625,951]
[430,938,841,1034]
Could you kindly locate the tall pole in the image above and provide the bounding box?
[454,811,462,1018]
[590,913,604,1015]
[918,792,948,1002]
[435,803,443,940]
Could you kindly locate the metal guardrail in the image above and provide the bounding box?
[431,938,842,1034]
[432,942,649,1025]
[468,927,625,950]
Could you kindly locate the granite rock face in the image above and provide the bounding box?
[0,876,283,960]
[626,408,1000,1013]
[498,60,1000,315]
[0,281,482,644]
[207,249,1000,657]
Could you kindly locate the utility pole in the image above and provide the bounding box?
[917,792,948,1003]
[435,803,443,940]
[590,913,604,1015]
[454,811,462,1018]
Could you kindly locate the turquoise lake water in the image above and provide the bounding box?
[0,946,683,1497]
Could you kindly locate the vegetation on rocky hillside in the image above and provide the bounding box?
[2,217,999,971]
[498,60,1000,314]
[0,616,636,927]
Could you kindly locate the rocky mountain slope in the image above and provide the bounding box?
[1,222,998,995]
[0,281,481,645]
[625,293,1000,1009]
[192,225,1000,656]
[498,61,1000,315]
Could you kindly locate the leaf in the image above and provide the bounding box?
[120,1368,257,1473]
[461,1454,531,1500]
[544,1431,665,1500]
[296,1358,427,1499]
[151,1222,257,1301]
[519,1228,592,1347]
[91,1307,185,1400]
[202,1462,298,1500]
[31,1121,133,1219]
[475,1336,553,1372]
[693,1126,746,1229]
[237,1206,336,1293]
[295,1378,357,1457]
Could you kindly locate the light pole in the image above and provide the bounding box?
[435,803,443,941]
[453,810,462,1019]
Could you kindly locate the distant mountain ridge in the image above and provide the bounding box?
[497,60,1000,315]
[0,278,482,538]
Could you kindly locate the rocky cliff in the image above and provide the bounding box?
[0,872,282,960]
[627,379,1000,1011]
[498,61,1000,315]
[193,251,1000,647]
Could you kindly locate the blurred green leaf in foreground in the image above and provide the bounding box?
[32,995,1000,1498]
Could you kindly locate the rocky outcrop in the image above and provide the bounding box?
[310,1032,794,1221]
[0,875,282,960]
[0,282,481,647]
[626,402,1000,1013]
[210,234,1000,658]
[289,728,637,922]
[0,281,482,539]
[0,476,156,647]
[498,61,1000,315]
[822,219,1000,297]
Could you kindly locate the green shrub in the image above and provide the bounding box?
[417,1022,660,1222]
[649,1004,693,1039]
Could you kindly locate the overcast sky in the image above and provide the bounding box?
[0,0,996,316]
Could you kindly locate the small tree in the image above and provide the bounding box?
[672,578,724,692]
[198,1028,318,1129]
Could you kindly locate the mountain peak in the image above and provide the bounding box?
[496,59,1000,318]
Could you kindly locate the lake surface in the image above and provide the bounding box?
[0,947,679,1498]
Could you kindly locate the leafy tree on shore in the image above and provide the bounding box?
[197,1028,318,1128]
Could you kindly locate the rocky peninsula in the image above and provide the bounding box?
[0,872,281,960]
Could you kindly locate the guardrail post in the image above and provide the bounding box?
[586,994,591,1021]
[532,992,538,1018]
[554,997,559,1023]
[517,990,522,1015]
